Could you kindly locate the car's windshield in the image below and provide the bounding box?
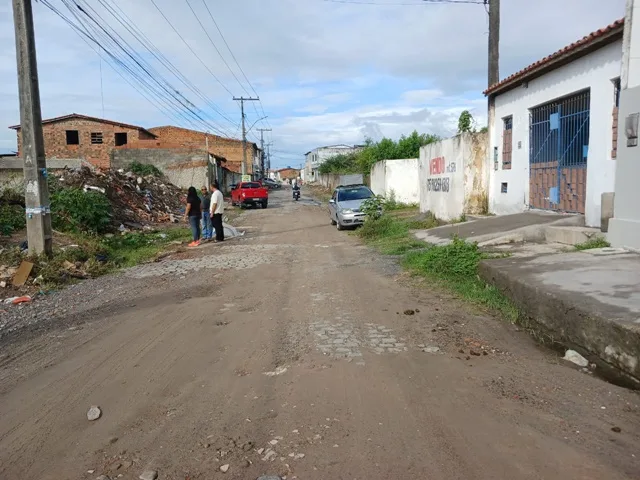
[337,187,372,202]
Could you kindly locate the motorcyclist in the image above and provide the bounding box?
[292,181,300,198]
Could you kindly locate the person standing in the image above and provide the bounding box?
[200,186,212,241]
[210,182,225,242]
[184,186,202,247]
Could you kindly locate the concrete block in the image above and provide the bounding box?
[479,251,640,387]
[544,226,603,245]
[601,192,615,232]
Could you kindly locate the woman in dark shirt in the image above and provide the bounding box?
[184,186,202,247]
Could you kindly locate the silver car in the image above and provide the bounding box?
[328,184,374,230]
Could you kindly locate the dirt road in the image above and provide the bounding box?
[1,189,639,480]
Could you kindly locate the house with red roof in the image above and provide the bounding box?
[485,19,624,228]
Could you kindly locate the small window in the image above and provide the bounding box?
[502,116,513,170]
[91,132,103,144]
[115,132,128,146]
[65,130,79,145]
[501,182,508,193]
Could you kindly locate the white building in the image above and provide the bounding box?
[304,144,364,182]
[486,19,623,227]
[609,0,640,249]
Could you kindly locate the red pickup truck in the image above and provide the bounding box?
[231,181,269,209]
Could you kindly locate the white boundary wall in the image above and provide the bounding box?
[370,159,419,204]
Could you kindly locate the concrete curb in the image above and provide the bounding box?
[479,258,640,388]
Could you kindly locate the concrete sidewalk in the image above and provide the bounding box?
[415,211,584,246]
[480,248,640,387]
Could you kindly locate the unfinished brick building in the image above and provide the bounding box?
[147,126,260,174]
[9,113,157,169]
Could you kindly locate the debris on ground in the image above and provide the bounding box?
[87,405,102,421]
[138,470,158,480]
[563,349,589,368]
[220,464,230,473]
[611,426,622,433]
[2,295,31,305]
[53,166,185,227]
[403,309,415,315]
[11,261,33,286]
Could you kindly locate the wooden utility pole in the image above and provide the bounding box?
[486,0,500,171]
[487,0,500,89]
[12,0,52,255]
[257,128,271,179]
[233,96,259,176]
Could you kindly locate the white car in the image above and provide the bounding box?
[328,184,374,230]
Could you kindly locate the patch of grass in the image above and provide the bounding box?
[102,228,189,267]
[0,204,25,236]
[0,227,191,288]
[402,238,519,321]
[50,187,112,234]
[357,213,519,321]
[575,237,611,251]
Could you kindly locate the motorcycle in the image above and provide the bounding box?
[293,188,300,201]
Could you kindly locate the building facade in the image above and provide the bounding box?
[9,113,157,169]
[304,144,364,182]
[485,20,623,227]
[610,0,640,249]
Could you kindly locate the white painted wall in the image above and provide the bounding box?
[370,159,420,204]
[305,145,363,182]
[419,133,488,220]
[610,1,640,249]
[489,40,622,227]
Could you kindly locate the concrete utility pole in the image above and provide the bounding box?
[233,96,259,176]
[257,128,271,179]
[12,0,52,255]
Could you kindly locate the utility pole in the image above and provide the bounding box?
[233,96,259,176]
[486,0,500,171]
[257,128,271,179]
[12,0,52,255]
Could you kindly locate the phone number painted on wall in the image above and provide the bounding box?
[427,177,450,192]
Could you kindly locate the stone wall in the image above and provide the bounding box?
[0,158,84,190]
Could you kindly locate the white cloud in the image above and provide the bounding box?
[0,0,626,166]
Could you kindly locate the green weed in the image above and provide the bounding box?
[128,162,163,177]
[575,237,611,251]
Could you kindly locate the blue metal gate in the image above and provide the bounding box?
[529,90,590,213]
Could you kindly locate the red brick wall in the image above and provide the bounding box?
[14,118,155,169]
[148,126,257,174]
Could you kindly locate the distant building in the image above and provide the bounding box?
[304,144,364,182]
[9,113,157,169]
[485,19,623,227]
[277,167,300,182]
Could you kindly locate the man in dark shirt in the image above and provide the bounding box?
[200,186,212,241]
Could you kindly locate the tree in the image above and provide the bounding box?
[458,110,474,133]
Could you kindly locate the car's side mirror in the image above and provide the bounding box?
[329,199,335,204]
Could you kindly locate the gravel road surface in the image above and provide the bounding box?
[0,189,638,480]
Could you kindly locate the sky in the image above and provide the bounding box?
[0,0,626,168]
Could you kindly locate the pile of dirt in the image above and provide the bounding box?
[53,166,185,226]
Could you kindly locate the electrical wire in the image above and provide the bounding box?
[41,0,237,136]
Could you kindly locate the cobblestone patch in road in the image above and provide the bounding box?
[126,244,282,279]
[310,319,364,364]
[365,323,408,354]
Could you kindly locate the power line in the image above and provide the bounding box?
[321,0,484,4]
[96,0,238,130]
[183,0,249,94]
[148,0,235,97]
[196,0,272,130]
[42,0,235,136]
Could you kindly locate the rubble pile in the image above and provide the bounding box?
[53,166,185,226]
